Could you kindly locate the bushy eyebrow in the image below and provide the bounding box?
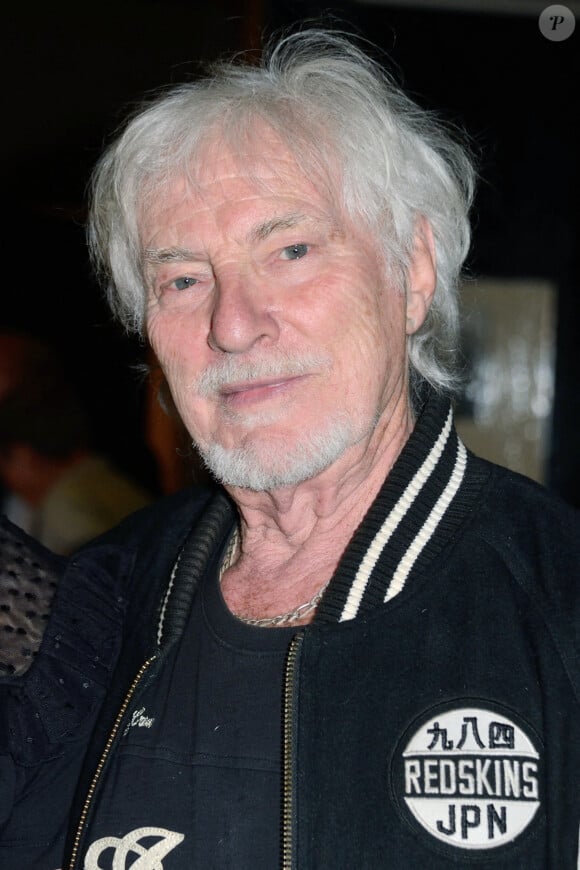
[144,246,200,265]
[249,213,311,243]
[144,213,330,265]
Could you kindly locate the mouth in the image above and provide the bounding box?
[218,374,308,407]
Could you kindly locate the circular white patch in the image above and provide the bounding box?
[399,706,541,850]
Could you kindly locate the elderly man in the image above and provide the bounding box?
[1,28,579,870]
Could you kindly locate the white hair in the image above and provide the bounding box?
[88,27,476,394]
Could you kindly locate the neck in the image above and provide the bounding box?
[231,390,413,543]
[219,391,415,624]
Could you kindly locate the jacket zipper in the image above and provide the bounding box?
[66,655,158,870]
[282,631,305,870]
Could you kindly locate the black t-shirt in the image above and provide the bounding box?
[187,557,297,866]
[81,555,299,868]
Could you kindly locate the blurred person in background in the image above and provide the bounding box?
[0,330,152,554]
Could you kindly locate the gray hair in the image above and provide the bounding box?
[88,28,476,394]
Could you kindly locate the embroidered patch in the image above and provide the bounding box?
[392,704,542,852]
[84,826,184,869]
[123,705,156,737]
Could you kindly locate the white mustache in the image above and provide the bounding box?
[195,352,332,397]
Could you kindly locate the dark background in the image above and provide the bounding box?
[2,0,578,504]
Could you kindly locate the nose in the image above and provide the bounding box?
[208,268,279,354]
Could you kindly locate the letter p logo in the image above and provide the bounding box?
[539,5,576,40]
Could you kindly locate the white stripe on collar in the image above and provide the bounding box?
[339,407,455,622]
[385,437,467,602]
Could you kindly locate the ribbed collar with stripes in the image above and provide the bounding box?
[314,390,484,625]
[162,390,487,643]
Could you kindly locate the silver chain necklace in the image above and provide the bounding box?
[219,527,328,628]
[237,582,329,627]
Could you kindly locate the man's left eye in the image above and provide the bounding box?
[172,276,199,291]
[280,243,309,261]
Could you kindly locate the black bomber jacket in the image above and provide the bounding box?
[1,391,579,869]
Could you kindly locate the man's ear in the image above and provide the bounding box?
[405,217,437,336]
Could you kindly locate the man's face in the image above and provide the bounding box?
[143,134,420,490]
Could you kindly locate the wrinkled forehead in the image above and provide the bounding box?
[138,119,345,231]
[200,116,343,190]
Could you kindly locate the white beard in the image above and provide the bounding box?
[196,414,358,491]
[186,349,378,490]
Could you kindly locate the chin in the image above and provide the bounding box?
[197,416,357,491]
